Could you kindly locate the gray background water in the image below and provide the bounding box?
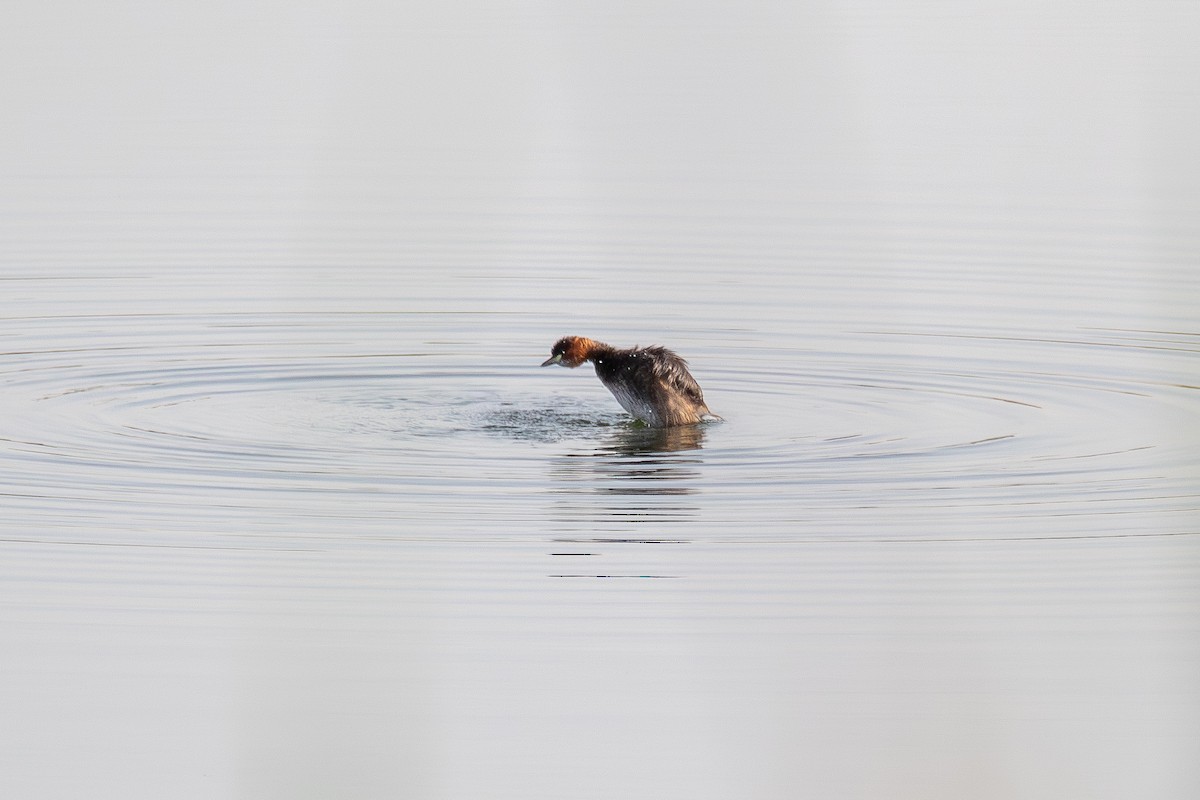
[3,2,1199,798]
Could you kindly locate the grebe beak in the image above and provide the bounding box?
[540,353,563,367]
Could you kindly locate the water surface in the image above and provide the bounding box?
[2,2,1199,798]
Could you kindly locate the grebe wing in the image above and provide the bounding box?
[645,346,706,405]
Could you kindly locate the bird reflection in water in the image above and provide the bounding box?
[552,421,707,499]
[546,422,709,577]
[601,421,708,457]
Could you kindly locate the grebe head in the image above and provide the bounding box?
[541,336,595,368]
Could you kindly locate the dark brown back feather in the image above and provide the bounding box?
[640,345,706,407]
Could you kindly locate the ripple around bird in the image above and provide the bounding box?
[2,310,1196,545]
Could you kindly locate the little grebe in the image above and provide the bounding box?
[541,336,717,427]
